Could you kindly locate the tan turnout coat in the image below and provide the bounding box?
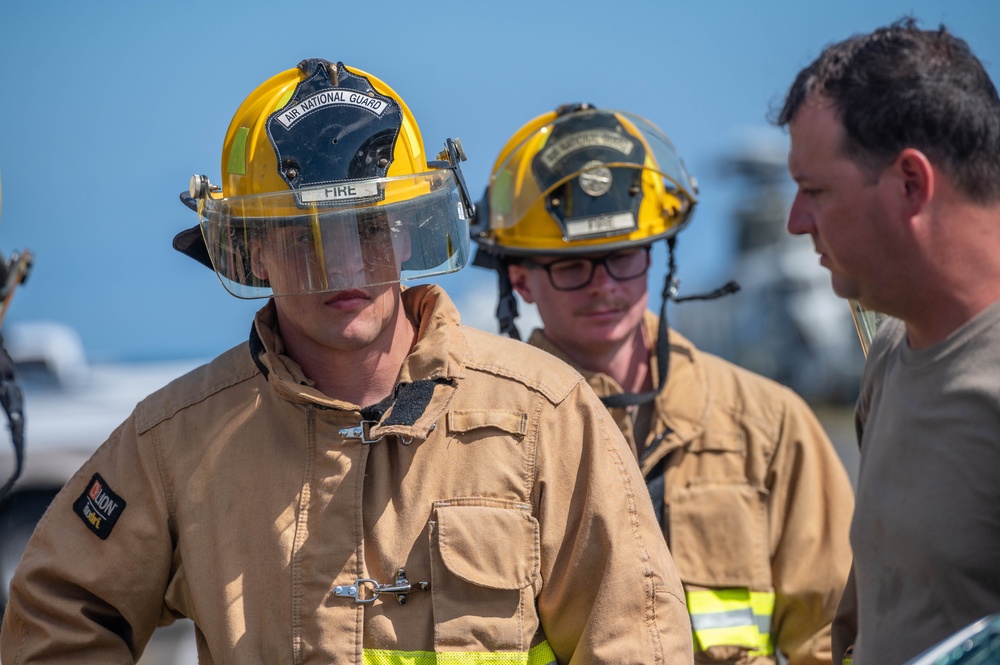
[529,313,854,665]
[2,286,693,665]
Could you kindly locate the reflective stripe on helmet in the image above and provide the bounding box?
[686,588,776,656]
[362,640,557,664]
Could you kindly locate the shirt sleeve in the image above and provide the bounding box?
[767,390,855,665]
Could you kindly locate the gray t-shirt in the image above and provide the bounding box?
[852,300,1000,664]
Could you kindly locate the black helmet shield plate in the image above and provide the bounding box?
[530,110,645,241]
[266,59,403,207]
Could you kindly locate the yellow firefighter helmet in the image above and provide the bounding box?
[175,58,473,298]
[471,103,697,258]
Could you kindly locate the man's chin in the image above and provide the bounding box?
[574,324,634,348]
[829,275,861,302]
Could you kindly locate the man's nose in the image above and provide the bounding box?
[323,240,367,288]
[786,194,814,236]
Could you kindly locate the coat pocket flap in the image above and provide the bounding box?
[436,503,540,590]
[687,430,746,454]
[447,410,528,436]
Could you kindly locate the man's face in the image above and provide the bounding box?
[787,96,896,306]
[250,214,411,354]
[508,247,650,361]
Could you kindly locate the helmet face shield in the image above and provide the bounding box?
[198,170,469,298]
[478,108,698,256]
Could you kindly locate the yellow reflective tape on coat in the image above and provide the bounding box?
[363,640,557,664]
[686,588,776,656]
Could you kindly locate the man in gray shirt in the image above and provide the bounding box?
[773,17,1000,665]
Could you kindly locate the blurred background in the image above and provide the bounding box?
[1,2,999,661]
[2,0,997,364]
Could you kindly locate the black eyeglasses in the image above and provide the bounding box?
[522,247,651,291]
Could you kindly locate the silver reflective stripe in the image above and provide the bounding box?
[690,606,756,631]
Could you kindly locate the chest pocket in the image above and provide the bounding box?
[430,500,540,653]
[668,481,770,588]
[665,427,768,587]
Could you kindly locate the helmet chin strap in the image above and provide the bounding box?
[0,334,25,502]
[473,244,522,341]
[496,268,522,341]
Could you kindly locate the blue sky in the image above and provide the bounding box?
[2,1,998,361]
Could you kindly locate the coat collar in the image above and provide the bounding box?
[248,285,467,441]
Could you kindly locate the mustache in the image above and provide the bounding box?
[573,298,634,316]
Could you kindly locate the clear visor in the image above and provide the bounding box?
[488,110,698,230]
[198,170,470,298]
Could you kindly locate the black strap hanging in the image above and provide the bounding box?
[601,237,740,410]
[600,237,679,409]
[496,267,522,341]
[0,336,25,502]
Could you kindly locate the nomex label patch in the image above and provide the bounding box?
[73,473,126,540]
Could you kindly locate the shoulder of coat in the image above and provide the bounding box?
[458,326,585,405]
[692,346,807,422]
[133,342,260,434]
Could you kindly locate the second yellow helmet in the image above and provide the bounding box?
[471,103,698,258]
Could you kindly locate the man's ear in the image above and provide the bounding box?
[507,263,536,304]
[895,148,935,215]
[250,239,270,281]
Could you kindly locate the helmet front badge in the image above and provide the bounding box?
[578,161,613,197]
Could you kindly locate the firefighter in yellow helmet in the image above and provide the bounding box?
[2,61,694,663]
[473,104,855,664]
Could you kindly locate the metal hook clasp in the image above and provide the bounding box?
[666,275,681,301]
[338,420,384,444]
[332,569,429,605]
